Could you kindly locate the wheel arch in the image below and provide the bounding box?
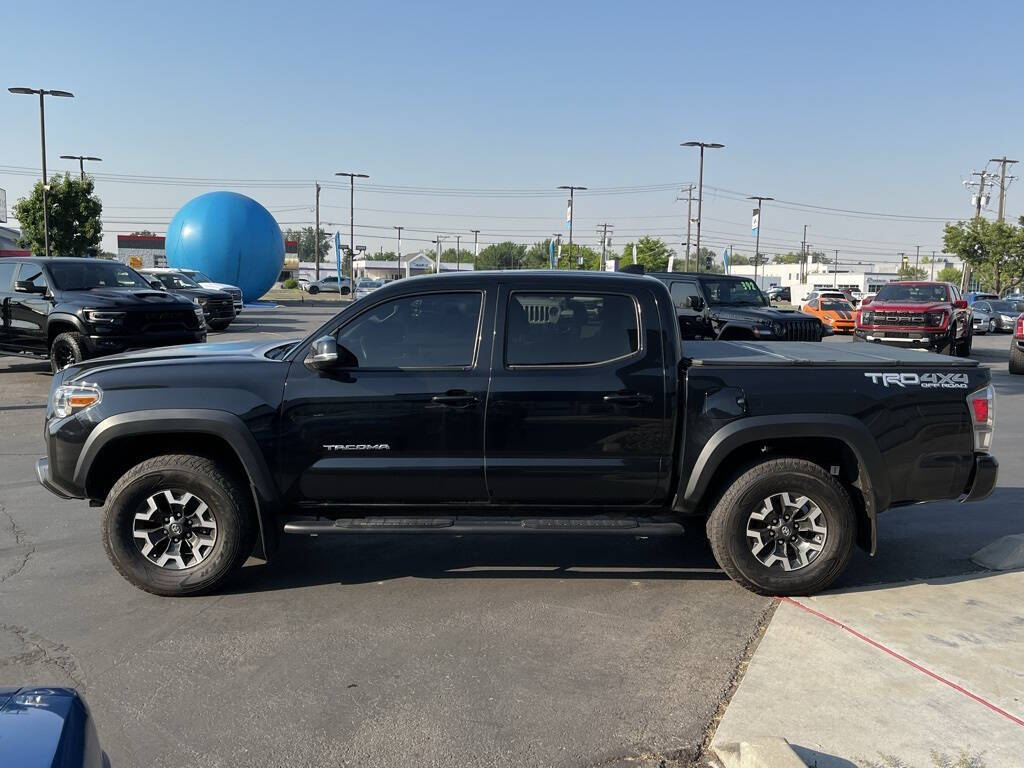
[674,414,891,554]
[76,409,280,560]
[715,323,756,341]
[47,314,86,345]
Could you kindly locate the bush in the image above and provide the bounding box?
[282,278,298,289]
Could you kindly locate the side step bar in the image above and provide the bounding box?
[283,516,684,537]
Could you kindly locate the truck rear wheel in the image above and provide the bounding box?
[706,458,856,596]
[1010,341,1024,374]
[102,454,255,596]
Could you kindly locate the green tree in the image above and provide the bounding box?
[619,236,675,272]
[943,216,1024,293]
[773,251,803,264]
[897,264,928,280]
[525,239,556,269]
[477,241,529,270]
[283,226,332,262]
[13,173,103,257]
[936,265,962,284]
[728,252,752,266]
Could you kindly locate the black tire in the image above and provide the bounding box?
[50,331,89,374]
[1010,341,1024,375]
[208,320,231,331]
[340,286,351,296]
[307,285,319,295]
[706,458,856,596]
[954,325,973,357]
[988,319,996,334]
[102,454,256,596]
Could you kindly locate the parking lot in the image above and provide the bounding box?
[1,305,1021,768]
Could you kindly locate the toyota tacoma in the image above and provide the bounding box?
[36,271,997,597]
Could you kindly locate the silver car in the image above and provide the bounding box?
[354,279,383,300]
[973,299,1024,333]
[305,275,352,295]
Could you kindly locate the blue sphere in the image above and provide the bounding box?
[165,191,284,303]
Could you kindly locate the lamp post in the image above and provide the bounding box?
[9,87,74,257]
[335,171,369,280]
[470,229,480,270]
[557,185,587,269]
[393,226,403,279]
[60,154,102,181]
[681,141,724,272]
[747,195,773,286]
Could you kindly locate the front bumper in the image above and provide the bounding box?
[962,453,998,502]
[83,329,207,356]
[855,328,949,348]
[36,457,77,499]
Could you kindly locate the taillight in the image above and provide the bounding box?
[967,385,995,452]
[1016,315,1024,339]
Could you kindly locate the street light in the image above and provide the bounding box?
[393,226,403,279]
[681,141,724,272]
[557,185,587,269]
[747,195,773,284]
[60,154,102,181]
[9,87,75,257]
[335,172,369,280]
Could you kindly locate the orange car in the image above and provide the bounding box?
[802,297,857,333]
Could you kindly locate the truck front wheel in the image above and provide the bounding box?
[102,454,256,596]
[707,458,856,596]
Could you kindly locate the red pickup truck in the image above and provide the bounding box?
[855,281,972,356]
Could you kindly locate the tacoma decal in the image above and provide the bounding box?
[863,372,969,389]
[323,444,391,451]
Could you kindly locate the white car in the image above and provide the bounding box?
[354,279,383,300]
[144,267,243,314]
[798,289,847,309]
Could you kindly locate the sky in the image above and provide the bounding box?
[2,0,1023,266]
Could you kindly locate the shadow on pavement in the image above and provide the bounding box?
[790,744,859,768]
[226,530,726,594]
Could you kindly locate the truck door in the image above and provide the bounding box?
[10,262,50,353]
[279,289,491,504]
[485,285,672,505]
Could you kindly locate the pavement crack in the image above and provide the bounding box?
[0,622,85,689]
[0,504,36,584]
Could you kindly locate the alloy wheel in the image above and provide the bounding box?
[745,492,827,571]
[132,489,218,570]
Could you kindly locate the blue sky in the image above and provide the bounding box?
[3,0,1023,263]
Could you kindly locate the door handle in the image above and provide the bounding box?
[602,391,653,406]
[431,391,479,408]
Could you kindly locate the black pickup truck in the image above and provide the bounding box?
[36,271,997,597]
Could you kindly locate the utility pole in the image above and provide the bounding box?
[676,184,695,271]
[455,234,461,271]
[433,235,445,273]
[747,196,773,286]
[335,171,369,280]
[314,182,321,280]
[990,156,1018,222]
[961,170,990,292]
[470,230,480,269]
[930,250,936,281]
[597,223,612,271]
[915,245,920,274]
[682,141,724,272]
[393,226,403,279]
[800,224,808,283]
[558,185,586,269]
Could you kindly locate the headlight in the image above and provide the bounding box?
[1002,315,1015,323]
[924,311,948,327]
[825,316,835,324]
[860,310,873,325]
[84,310,126,325]
[53,384,102,418]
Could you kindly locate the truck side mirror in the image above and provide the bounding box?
[149,279,165,290]
[306,335,359,370]
[953,300,968,310]
[688,295,705,311]
[14,280,46,294]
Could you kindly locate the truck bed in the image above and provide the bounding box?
[683,340,980,367]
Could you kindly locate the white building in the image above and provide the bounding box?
[352,250,474,281]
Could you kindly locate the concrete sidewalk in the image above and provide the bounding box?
[711,571,1024,767]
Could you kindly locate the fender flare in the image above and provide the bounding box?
[46,312,87,339]
[75,409,280,559]
[713,322,757,340]
[675,414,890,553]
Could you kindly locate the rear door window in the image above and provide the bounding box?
[505,293,639,367]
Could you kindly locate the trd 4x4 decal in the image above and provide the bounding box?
[863,372,969,389]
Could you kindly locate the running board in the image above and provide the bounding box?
[283,516,684,536]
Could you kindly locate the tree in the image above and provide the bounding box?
[283,226,332,262]
[897,264,928,280]
[524,239,556,269]
[937,266,962,284]
[943,216,1024,294]
[773,251,804,264]
[13,173,103,257]
[477,241,529,270]
[728,252,752,266]
[619,236,674,272]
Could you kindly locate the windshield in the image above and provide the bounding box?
[47,261,153,290]
[990,300,1024,312]
[360,281,382,289]
[876,283,949,303]
[184,270,213,283]
[701,279,767,307]
[821,300,854,311]
[153,272,201,290]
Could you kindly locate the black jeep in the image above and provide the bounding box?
[648,272,824,341]
[0,257,207,372]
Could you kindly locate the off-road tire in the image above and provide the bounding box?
[706,458,857,596]
[103,454,255,597]
[1010,341,1024,375]
[50,331,88,373]
[307,284,320,295]
[954,325,973,357]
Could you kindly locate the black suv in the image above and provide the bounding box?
[648,272,824,341]
[0,257,207,372]
[142,269,236,331]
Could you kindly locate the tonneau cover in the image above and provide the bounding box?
[684,340,980,367]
